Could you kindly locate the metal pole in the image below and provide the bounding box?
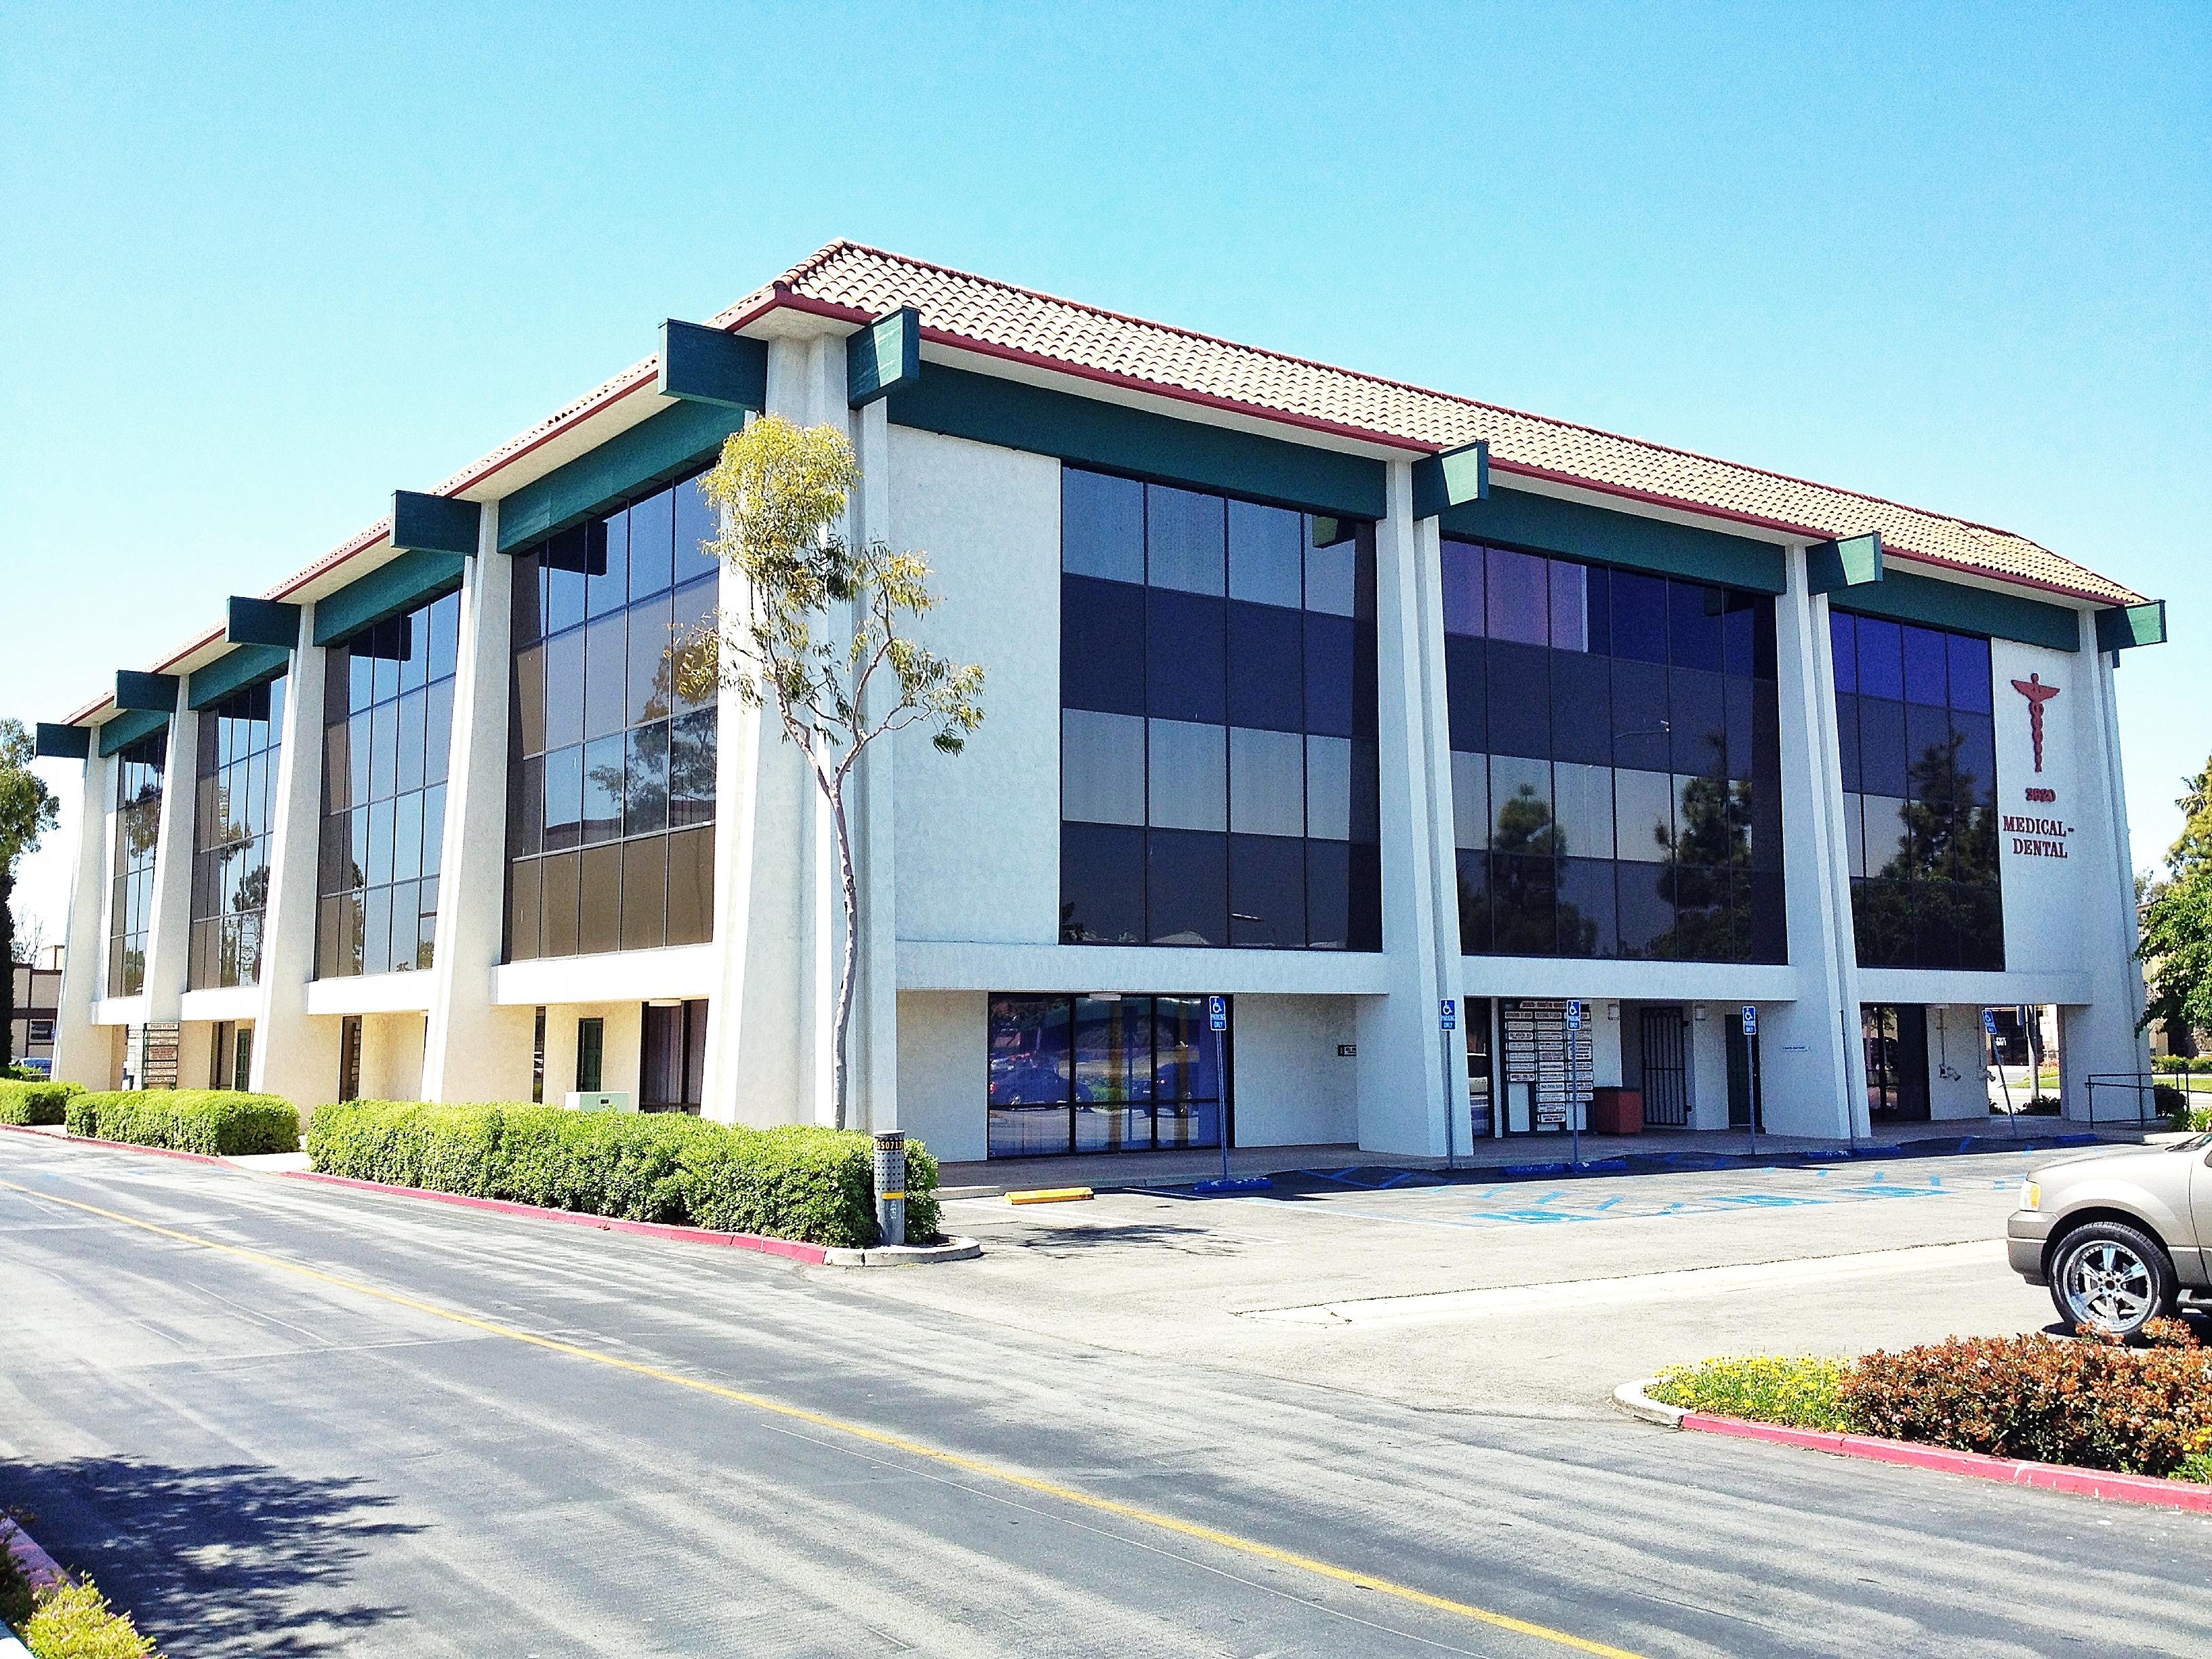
[1992,1023,2017,1137]
[872,1130,907,1248]
[1747,1028,1758,1157]
[1442,1024,1456,1172]
[1214,1019,1230,1185]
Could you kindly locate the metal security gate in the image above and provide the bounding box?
[1639,1008,1689,1127]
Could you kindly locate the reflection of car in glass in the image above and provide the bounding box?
[987,1054,1066,1104]
[2007,1136,2212,1338]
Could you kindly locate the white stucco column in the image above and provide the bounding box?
[424,503,536,1103]
[1355,460,1455,1155]
[140,689,199,1025]
[2059,613,2151,1121]
[250,607,336,1105]
[1761,547,1866,1138]
[52,750,114,1087]
[850,392,900,1133]
[1407,510,1471,1148]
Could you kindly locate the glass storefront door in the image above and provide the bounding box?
[1862,1004,1930,1121]
[988,993,1228,1158]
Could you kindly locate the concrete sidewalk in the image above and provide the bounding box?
[937,1116,2152,1197]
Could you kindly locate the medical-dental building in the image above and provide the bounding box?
[37,243,2169,1161]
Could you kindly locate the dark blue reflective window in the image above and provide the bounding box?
[1063,575,1146,716]
[1486,640,1551,760]
[1147,588,1226,724]
[1668,583,1725,671]
[1610,572,1668,663]
[1902,626,1948,706]
[1147,828,1228,946]
[1230,834,1307,948]
[1446,636,1488,753]
[1227,600,1304,732]
[1060,822,1145,945]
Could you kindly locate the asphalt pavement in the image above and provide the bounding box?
[1,1130,2207,1657]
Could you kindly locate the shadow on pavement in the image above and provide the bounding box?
[0,1456,420,1656]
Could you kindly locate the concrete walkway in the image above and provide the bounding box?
[938,1116,2152,1197]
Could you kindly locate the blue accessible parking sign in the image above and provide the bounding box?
[1439,999,1456,1030]
[1208,995,1227,1031]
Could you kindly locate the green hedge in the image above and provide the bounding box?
[65,1090,301,1155]
[307,1099,939,1248]
[0,1079,81,1126]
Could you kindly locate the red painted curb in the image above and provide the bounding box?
[1681,1412,2212,1512]
[0,1121,232,1166]
[278,1170,833,1264]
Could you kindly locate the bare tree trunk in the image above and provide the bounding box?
[0,865,14,1072]
[826,777,860,1132]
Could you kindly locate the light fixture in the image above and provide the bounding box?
[1606,1002,1620,1021]
[1694,1004,1707,1021]
[1089,991,1123,1002]
[647,998,684,1008]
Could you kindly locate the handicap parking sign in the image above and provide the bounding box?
[1439,999,1456,1030]
[1981,1008,1997,1036]
[1740,1004,1757,1036]
[1565,1000,1583,1030]
[1208,995,1227,1031]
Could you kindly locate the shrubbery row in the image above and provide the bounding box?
[306,1099,939,1248]
[2151,1055,2212,1074]
[1650,1322,2212,1479]
[0,1079,81,1126]
[63,1090,300,1156]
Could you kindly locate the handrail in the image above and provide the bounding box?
[2084,1072,2160,1128]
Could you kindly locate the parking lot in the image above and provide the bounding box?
[868,1149,2070,1415]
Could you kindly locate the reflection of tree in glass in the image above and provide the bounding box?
[584,635,713,830]
[1491,784,1563,953]
[1660,726,1752,960]
[122,781,162,859]
[1859,731,1996,956]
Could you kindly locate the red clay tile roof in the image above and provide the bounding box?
[762,240,2143,609]
[69,239,2140,726]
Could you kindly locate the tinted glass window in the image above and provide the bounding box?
[506,473,718,964]
[1062,467,1376,950]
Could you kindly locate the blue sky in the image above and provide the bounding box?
[3,1,2206,943]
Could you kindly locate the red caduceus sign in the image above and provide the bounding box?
[2011,672,2061,773]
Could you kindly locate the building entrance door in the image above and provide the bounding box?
[1464,998,1494,1140]
[1862,1004,1931,1121]
[1726,1025,1763,1130]
[1639,1008,1689,1128]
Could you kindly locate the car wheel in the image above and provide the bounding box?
[2049,1221,2175,1339]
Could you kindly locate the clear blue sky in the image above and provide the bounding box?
[3,1,2206,945]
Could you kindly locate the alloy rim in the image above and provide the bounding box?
[2064,1241,2154,1330]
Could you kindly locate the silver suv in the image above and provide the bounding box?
[2008,1135,2211,1338]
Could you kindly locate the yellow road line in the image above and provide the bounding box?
[0,1176,1643,1659]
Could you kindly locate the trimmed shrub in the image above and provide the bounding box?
[307,1099,940,1247]
[66,1090,300,1156]
[1645,1356,1852,1430]
[0,1080,81,1126]
[19,1577,157,1658]
[1839,1333,2212,1478]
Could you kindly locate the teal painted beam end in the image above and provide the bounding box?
[2095,599,2167,653]
[226,596,302,649]
[1410,441,1490,518]
[114,670,179,712]
[34,722,89,761]
[96,708,169,758]
[657,320,768,411]
[1807,531,1884,594]
[392,491,483,557]
[187,643,290,712]
[848,308,922,407]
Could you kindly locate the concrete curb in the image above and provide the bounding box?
[277,1170,979,1267]
[2,1515,67,1594]
[1612,1378,1687,1429]
[0,1121,234,1165]
[821,1238,983,1267]
[1614,1378,2212,1513]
